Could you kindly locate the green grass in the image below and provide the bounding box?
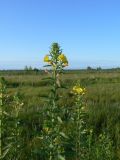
[1,69,120,159]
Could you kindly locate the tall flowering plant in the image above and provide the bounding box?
[71,84,88,159]
[43,43,68,160]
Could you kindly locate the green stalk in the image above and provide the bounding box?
[49,63,57,160]
[76,96,82,159]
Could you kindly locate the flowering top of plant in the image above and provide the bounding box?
[43,53,68,67]
[43,43,69,70]
[72,85,85,95]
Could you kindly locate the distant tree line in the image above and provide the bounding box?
[24,66,39,72]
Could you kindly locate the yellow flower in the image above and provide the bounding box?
[58,54,68,64]
[72,85,85,95]
[44,55,50,62]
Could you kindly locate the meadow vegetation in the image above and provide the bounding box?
[0,43,120,159]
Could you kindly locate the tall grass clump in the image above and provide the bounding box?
[0,77,24,159]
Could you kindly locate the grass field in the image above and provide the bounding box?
[1,69,120,159]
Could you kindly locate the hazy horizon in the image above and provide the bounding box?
[1,59,120,70]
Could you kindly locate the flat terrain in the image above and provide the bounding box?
[1,69,120,159]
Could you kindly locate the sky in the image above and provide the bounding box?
[0,0,120,69]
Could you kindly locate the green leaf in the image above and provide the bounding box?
[60,132,68,139]
[1,143,12,158]
[57,116,63,123]
[43,65,51,67]
[3,111,10,116]
[58,155,65,160]
[49,143,54,149]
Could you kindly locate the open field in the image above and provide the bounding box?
[1,69,120,159]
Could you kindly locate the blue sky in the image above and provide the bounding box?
[0,0,120,69]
